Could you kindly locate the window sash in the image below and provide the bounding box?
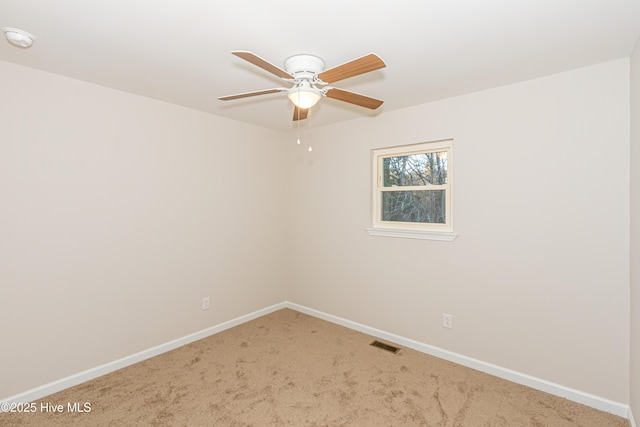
[379,184,447,192]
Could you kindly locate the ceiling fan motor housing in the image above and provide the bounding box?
[284,54,325,80]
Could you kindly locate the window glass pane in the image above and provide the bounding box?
[383,151,447,187]
[382,190,445,223]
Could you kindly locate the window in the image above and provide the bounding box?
[367,139,456,241]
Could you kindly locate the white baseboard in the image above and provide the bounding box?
[2,300,631,421]
[1,302,287,405]
[284,302,631,419]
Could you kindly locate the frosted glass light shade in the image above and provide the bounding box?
[288,87,321,109]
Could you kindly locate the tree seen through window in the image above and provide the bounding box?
[381,152,447,223]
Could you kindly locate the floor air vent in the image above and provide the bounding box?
[370,340,400,354]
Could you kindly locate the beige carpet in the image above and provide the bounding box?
[0,309,628,426]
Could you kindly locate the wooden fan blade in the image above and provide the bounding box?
[324,88,384,110]
[293,106,308,121]
[317,53,386,84]
[218,88,286,101]
[232,51,293,80]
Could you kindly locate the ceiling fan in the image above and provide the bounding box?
[218,51,386,121]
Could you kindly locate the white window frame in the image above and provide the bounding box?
[366,139,457,241]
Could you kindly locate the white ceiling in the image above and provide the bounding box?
[1,0,639,132]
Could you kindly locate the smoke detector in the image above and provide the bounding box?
[3,27,35,48]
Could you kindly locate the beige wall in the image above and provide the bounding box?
[289,59,631,403]
[631,38,640,422]
[0,60,290,399]
[1,56,634,407]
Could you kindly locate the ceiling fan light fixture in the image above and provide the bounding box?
[3,27,35,48]
[288,85,322,109]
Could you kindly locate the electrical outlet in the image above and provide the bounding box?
[442,313,453,329]
[202,297,210,310]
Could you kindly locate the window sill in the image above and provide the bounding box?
[366,227,457,241]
